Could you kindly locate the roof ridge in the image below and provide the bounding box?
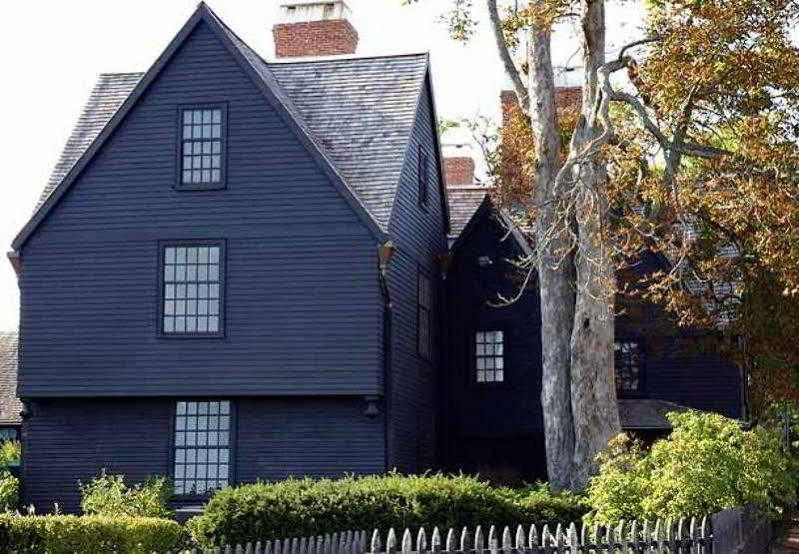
[268,51,430,65]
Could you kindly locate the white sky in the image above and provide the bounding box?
[0,0,646,332]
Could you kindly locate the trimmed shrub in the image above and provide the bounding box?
[0,514,186,554]
[188,473,588,547]
[0,473,19,512]
[79,471,173,518]
[585,411,799,524]
[507,483,589,526]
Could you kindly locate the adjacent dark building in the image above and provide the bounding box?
[7,1,743,511]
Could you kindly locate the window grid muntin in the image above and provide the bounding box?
[181,108,223,186]
[173,400,231,496]
[162,244,222,335]
[476,330,504,383]
[417,272,432,358]
[615,341,642,392]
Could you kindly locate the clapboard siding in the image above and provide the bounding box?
[441,211,544,471]
[22,398,173,513]
[19,21,382,397]
[385,79,447,472]
[235,397,385,482]
[22,397,384,513]
[440,204,742,478]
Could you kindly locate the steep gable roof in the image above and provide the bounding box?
[450,193,532,257]
[0,333,21,425]
[17,3,450,250]
[270,54,430,226]
[14,2,393,250]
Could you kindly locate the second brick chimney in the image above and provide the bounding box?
[273,1,359,58]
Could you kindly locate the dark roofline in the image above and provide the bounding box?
[449,194,532,257]
[12,2,387,252]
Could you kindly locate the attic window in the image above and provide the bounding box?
[418,145,429,207]
[178,106,226,190]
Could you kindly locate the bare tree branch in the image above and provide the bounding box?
[487,0,529,112]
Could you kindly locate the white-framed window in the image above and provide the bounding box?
[173,400,232,496]
[615,341,643,393]
[476,330,504,383]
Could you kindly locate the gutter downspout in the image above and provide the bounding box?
[377,241,395,472]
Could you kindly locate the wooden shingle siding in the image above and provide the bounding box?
[385,80,447,472]
[19,21,382,397]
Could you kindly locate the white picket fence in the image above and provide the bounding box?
[165,517,713,554]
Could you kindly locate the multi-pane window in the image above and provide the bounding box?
[417,272,432,359]
[615,341,642,393]
[173,400,231,496]
[418,146,429,206]
[476,330,504,383]
[162,244,223,335]
[180,107,224,187]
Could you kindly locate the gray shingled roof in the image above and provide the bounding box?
[35,14,429,229]
[270,55,429,226]
[447,185,492,238]
[0,333,21,425]
[618,398,691,430]
[37,73,143,208]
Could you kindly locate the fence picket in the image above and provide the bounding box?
[163,513,725,554]
[431,527,442,553]
[445,528,457,552]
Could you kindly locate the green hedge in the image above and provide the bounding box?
[0,514,187,554]
[188,473,588,547]
[585,411,799,524]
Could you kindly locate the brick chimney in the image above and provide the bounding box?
[273,1,359,58]
[442,144,476,187]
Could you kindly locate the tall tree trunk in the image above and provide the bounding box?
[568,0,620,490]
[528,18,577,491]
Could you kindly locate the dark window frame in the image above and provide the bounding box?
[175,103,228,191]
[417,144,429,208]
[614,339,646,397]
[157,239,227,339]
[417,268,433,360]
[472,328,508,387]
[169,399,237,501]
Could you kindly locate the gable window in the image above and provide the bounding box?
[173,400,232,496]
[179,106,225,189]
[418,145,429,206]
[615,341,643,394]
[161,242,224,336]
[417,271,432,359]
[476,330,504,383]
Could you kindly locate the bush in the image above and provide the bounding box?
[586,411,798,524]
[79,471,173,519]
[0,442,21,469]
[0,514,186,554]
[188,473,588,548]
[0,473,19,512]
[506,483,589,526]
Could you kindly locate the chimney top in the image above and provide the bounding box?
[273,0,359,58]
[279,1,352,24]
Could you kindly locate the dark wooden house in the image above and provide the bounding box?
[7,1,743,511]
